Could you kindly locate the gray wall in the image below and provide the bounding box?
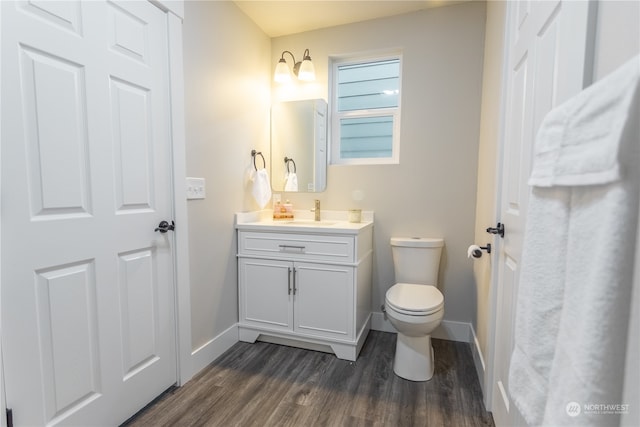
[183,1,271,351]
[271,2,487,325]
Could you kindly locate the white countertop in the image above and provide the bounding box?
[235,209,374,234]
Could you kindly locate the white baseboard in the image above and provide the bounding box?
[469,325,487,400]
[371,311,472,342]
[190,323,239,376]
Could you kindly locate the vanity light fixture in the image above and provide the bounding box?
[274,49,316,83]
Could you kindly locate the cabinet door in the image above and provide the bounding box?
[239,258,293,331]
[294,263,354,339]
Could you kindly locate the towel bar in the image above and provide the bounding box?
[251,150,266,170]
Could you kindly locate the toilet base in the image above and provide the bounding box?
[393,333,434,381]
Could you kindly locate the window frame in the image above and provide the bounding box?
[329,52,403,165]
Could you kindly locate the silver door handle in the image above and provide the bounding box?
[279,245,305,252]
[292,267,297,295]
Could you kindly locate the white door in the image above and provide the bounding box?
[1,1,177,425]
[490,1,595,425]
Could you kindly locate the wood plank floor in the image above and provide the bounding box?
[122,331,494,427]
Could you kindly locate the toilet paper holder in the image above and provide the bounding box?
[471,243,491,258]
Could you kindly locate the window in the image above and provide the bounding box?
[330,54,402,165]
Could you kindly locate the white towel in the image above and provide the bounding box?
[250,168,272,209]
[284,172,298,192]
[529,56,640,187]
[509,55,639,426]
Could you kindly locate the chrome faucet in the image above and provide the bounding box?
[312,199,321,221]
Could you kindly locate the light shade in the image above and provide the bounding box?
[298,57,315,81]
[274,58,292,83]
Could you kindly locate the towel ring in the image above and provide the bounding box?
[284,157,297,173]
[251,150,266,170]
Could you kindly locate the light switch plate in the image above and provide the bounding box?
[186,177,205,200]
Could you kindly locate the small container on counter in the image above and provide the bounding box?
[348,209,362,223]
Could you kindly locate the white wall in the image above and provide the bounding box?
[472,0,507,387]
[182,1,271,354]
[592,0,640,80]
[270,2,487,329]
[593,2,640,424]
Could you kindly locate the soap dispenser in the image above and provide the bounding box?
[283,200,294,220]
[273,200,284,220]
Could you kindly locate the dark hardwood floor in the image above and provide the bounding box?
[123,331,494,427]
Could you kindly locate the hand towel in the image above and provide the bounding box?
[284,172,298,192]
[509,55,639,427]
[250,168,272,209]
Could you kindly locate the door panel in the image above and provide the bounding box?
[491,1,594,425]
[108,2,150,64]
[295,263,353,339]
[239,258,293,330]
[35,261,101,420]
[111,78,156,212]
[118,248,160,379]
[1,1,176,425]
[20,45,92,219]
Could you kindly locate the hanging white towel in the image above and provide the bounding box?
[529,57,640,187]
[509,55,639,427]
[250,168,272,209]
[284,172,298,192]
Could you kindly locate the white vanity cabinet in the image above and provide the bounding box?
[236,221,373,361]
[238,258,353,338]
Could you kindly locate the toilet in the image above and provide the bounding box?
[384,237,445,381]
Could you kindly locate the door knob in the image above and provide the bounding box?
[486,222,504,238]
[155,220,175,233]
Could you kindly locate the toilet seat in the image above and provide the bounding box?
[385,283,444,316]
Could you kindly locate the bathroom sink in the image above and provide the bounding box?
[282,220,338,226]
[235,210,373,235]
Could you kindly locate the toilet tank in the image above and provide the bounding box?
[391,237,444,285]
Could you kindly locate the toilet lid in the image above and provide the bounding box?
[385,283,444,315]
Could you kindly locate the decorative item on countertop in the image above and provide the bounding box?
[273,200,294,220]
[283,200,294,219]
[348,209,362,223]
[273,201,283,220]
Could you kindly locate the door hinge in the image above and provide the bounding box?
[6,408,13,427]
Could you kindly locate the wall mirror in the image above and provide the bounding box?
[271,99,327,192]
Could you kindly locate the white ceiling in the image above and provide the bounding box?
[234,0,470,38]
